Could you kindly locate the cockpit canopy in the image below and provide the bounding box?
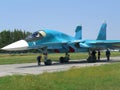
[26,30,46,41]
[32,31,46,38]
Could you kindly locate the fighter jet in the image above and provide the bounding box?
[2,23,120,65]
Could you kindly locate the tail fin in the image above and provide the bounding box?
[97,22,107,40]
[75,26,82,40]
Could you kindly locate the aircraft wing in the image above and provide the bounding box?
[79,40,120,49]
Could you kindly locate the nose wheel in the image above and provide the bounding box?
[43,53,52,65]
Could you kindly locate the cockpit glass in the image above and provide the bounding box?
[26,30,46,41]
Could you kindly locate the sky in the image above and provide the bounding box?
[0,0,120,39]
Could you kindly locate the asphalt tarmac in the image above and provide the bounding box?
[0,57,120,77]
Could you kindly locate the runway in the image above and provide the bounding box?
[0,57,120,77]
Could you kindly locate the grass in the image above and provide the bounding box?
[0,51,119,65]
[0,63,120,90]
[0,53,37,64]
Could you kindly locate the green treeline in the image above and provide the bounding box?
[0,29,31,49]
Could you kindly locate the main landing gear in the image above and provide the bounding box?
[43,52,70,65]
[39,48,99,66]
[59,52,70,63]
[87,50,97,63]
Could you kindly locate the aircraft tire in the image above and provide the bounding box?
[64,57,69,63]
[87,56,96,63]
[59,57,64,63]
[44,59,52,65]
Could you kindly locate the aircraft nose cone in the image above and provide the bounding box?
[1,40,28,51]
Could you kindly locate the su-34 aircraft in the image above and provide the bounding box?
[1,22,120,65]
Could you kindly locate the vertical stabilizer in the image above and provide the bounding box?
[97,22,107,40]
[75,26,82,40]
